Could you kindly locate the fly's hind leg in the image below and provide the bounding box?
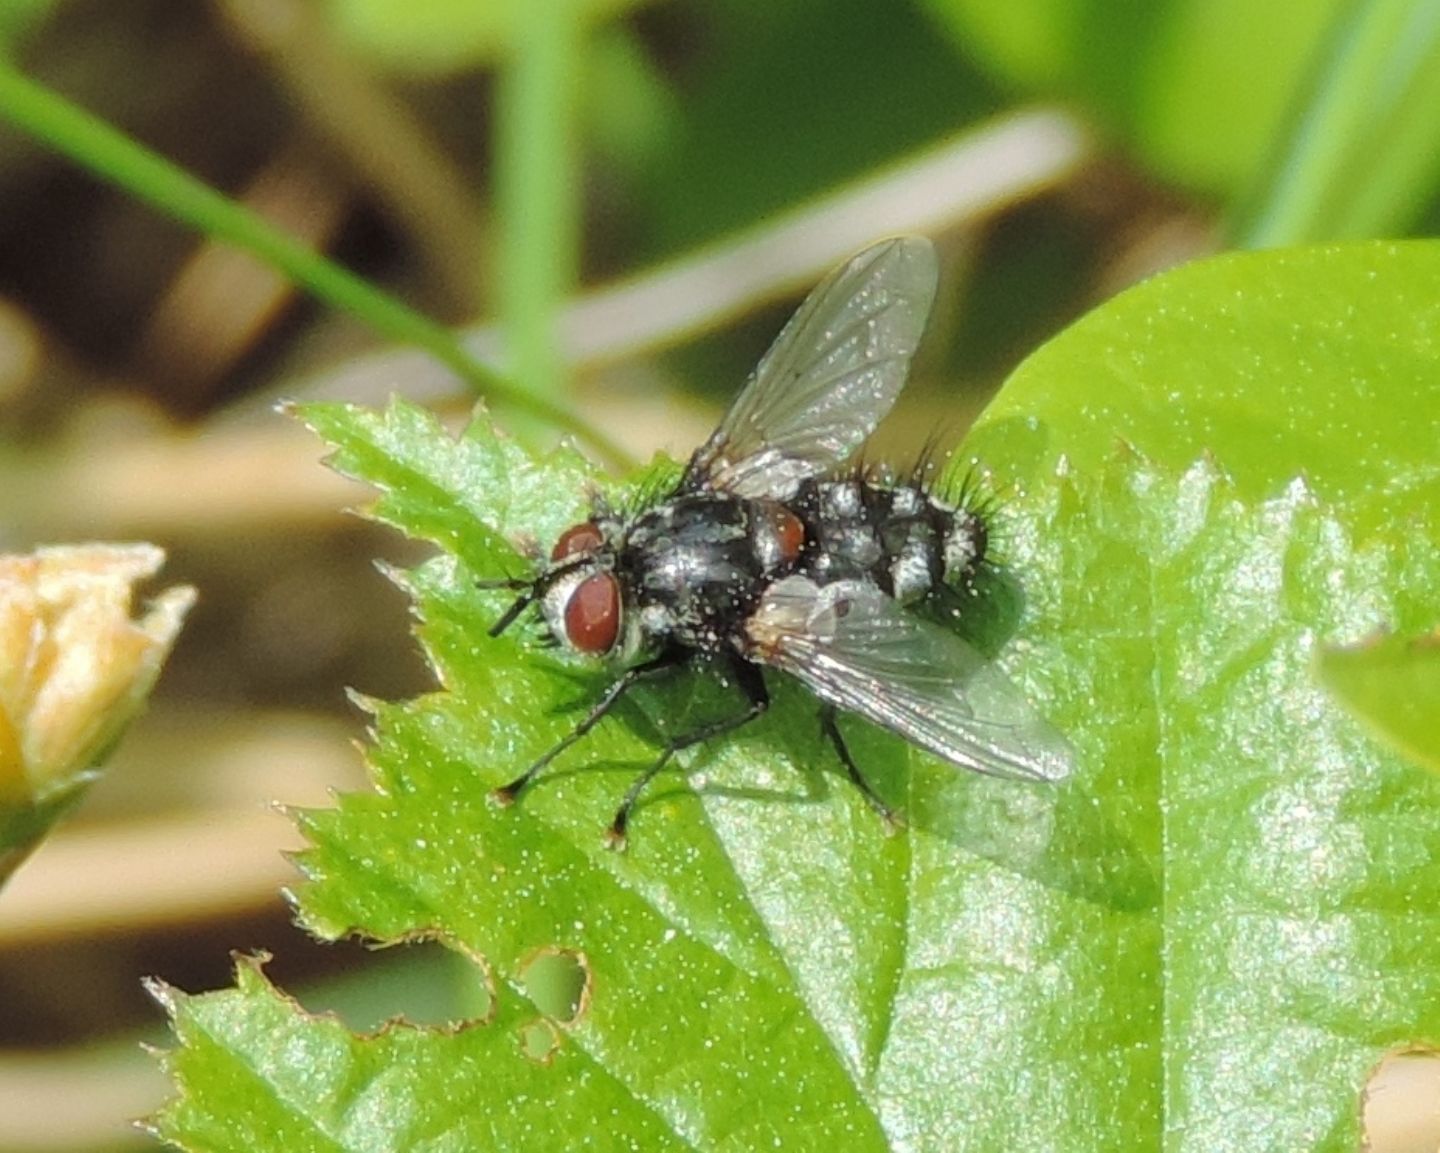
[491,653,680,805]
[819,705,903,831]
[607,658,769,850]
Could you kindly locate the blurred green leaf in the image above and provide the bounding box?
[155,243,1440,1150]
[325,0,646,76]
[1318,631,1440,774]
[922,0,1345,196]
[1235,0,1440,245]
[0,65,629,465]
[640,0,998,255]
[582,25,682,176]
[0,0,55,54]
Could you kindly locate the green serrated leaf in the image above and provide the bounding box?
[156,243,1440,1152]
[151,955,685,1151]
[972,242,1440,550]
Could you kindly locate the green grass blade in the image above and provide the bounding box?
[0,62,628,466]
[495,0,581,403]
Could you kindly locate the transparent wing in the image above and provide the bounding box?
[746,576,1074,783]
[684,236,939,501]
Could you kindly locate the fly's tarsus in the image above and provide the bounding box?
[488,654,679,807]
[819,705,899,827]
[606,658,769,851]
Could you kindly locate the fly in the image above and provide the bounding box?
[481,236,1073,847]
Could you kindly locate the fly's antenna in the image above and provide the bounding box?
[477,555,592,637]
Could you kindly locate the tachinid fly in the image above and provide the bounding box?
[482,237,1073,847]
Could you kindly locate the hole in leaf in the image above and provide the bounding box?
[519,1018,561,1064]
[1362,1047,1440,1153]
[519,947,590,1024]
[296,938,493,1032]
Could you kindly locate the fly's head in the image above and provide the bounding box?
[541,519,625,657]
[484,513,648,663]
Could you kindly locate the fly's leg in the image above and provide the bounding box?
[819,705,902,830]
[607,659,769,850]
[490,653,680,805]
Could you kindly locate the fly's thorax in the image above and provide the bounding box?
[614,493,781,654]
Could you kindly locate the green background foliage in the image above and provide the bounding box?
[152,242,1440,1151]
[922,0,1344,195]
[1319,633,1440,774]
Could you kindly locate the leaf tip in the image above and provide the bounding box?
[144,975,190,1017]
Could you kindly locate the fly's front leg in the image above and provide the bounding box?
[607,658,769,850]
[491,653,681,805]
[819,705,902,831]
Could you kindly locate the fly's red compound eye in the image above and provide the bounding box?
[564,572,621,654]
[551,521,605,561]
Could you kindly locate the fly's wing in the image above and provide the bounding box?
[684,237,939,501]
[746,576,1074,783]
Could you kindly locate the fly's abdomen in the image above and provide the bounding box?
[796,478,986,603]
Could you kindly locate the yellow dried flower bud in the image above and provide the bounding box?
[0,543,194,823]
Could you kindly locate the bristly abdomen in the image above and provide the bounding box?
[794,476,989,605]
